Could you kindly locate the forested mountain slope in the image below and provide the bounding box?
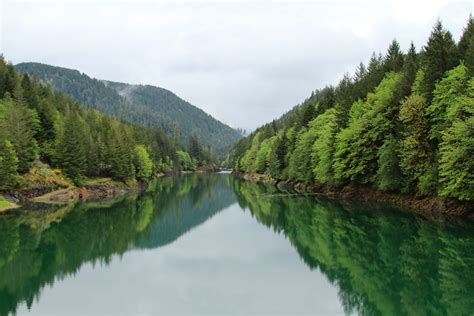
[0,56,218,190]
[230,17,474,202]
[15,62,241,155]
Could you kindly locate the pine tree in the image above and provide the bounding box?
[419,20,458,102]
[384,39,404,72]
[400,42,418,98]
[0,136,19,189]
[56,112,86,182]
[3,98,39,172]
[107,123,134,180]
[458,14,474,63]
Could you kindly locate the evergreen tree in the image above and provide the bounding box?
[384,39,404,72]
[458,14,474,63]
[107,123,134,180]
[419,20,458,102]
[56,112,86,182]
[400,42,418,98]
[0,136,19,189]
[2,98,39,172]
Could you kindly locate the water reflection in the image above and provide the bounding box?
[0,174,234,316]
[231,178,474,316]
[0,174,473,315]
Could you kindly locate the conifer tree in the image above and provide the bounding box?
[384,39,404,72]
[0,136,19,189]
[56,112,86,181]
[400,42,418,98]
[3,98,39,172]
[458,14,474,63]
[419,20,458,102]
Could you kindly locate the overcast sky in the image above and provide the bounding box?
[1,0,472,131]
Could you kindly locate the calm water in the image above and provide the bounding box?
[1,174,474,315]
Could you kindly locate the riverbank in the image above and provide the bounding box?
[0,196,19,212]
[0,163,221,209]
[234,172,474,218]
[0,162,162,206]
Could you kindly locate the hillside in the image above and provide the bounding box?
[15,62,241,155]
[0,56,220,193]
[230,18,474,202]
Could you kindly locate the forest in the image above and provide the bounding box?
[0,57,219,190]
[15,62,242,156]
[229,17,474,201]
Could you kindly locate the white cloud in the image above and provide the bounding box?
[1,0,472,130]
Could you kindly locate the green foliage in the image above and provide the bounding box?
[438,78,474,200]
[15,62,241,155]
[255,136,276,173]
[427,63,469,143]
[399,95,432,186]
[1,97,39,172]
[133,145,153,180]
[177,150,195,170]
[333,72,403,184]
[0,138,19,189]
[230,17,474,202]
[375,135,402,191]
[288,127,317,182]
[419,20,458,102]
[56,112,86,182]
[0,56,205,185]
[310,108,338,185]
[458,14,474,71]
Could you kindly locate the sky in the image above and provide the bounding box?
[1,0,472,131]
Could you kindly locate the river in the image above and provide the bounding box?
[0,173,473,315]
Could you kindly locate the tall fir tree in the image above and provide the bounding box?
[56,112,87,181]
[384,39,404,72]
[419,20,458,102]
[0,135,19,189]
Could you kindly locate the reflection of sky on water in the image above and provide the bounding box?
[17,203,343,315]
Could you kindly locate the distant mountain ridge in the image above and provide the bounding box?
[15,62,241,154]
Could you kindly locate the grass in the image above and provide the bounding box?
[0,195,18,212]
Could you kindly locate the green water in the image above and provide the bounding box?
[0,174,473,315]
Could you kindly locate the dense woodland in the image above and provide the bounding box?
[229,17,474,201]
[15,63,242,156]
[0,58,219,188]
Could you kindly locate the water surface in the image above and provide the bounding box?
[1,174,473,315]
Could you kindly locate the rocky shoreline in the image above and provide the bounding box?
[234,172,474,219]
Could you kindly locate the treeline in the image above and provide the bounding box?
[15,62,242,156]
[0,57,218,188]
[230,17,474,201]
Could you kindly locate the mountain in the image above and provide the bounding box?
[15,62,241,155]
